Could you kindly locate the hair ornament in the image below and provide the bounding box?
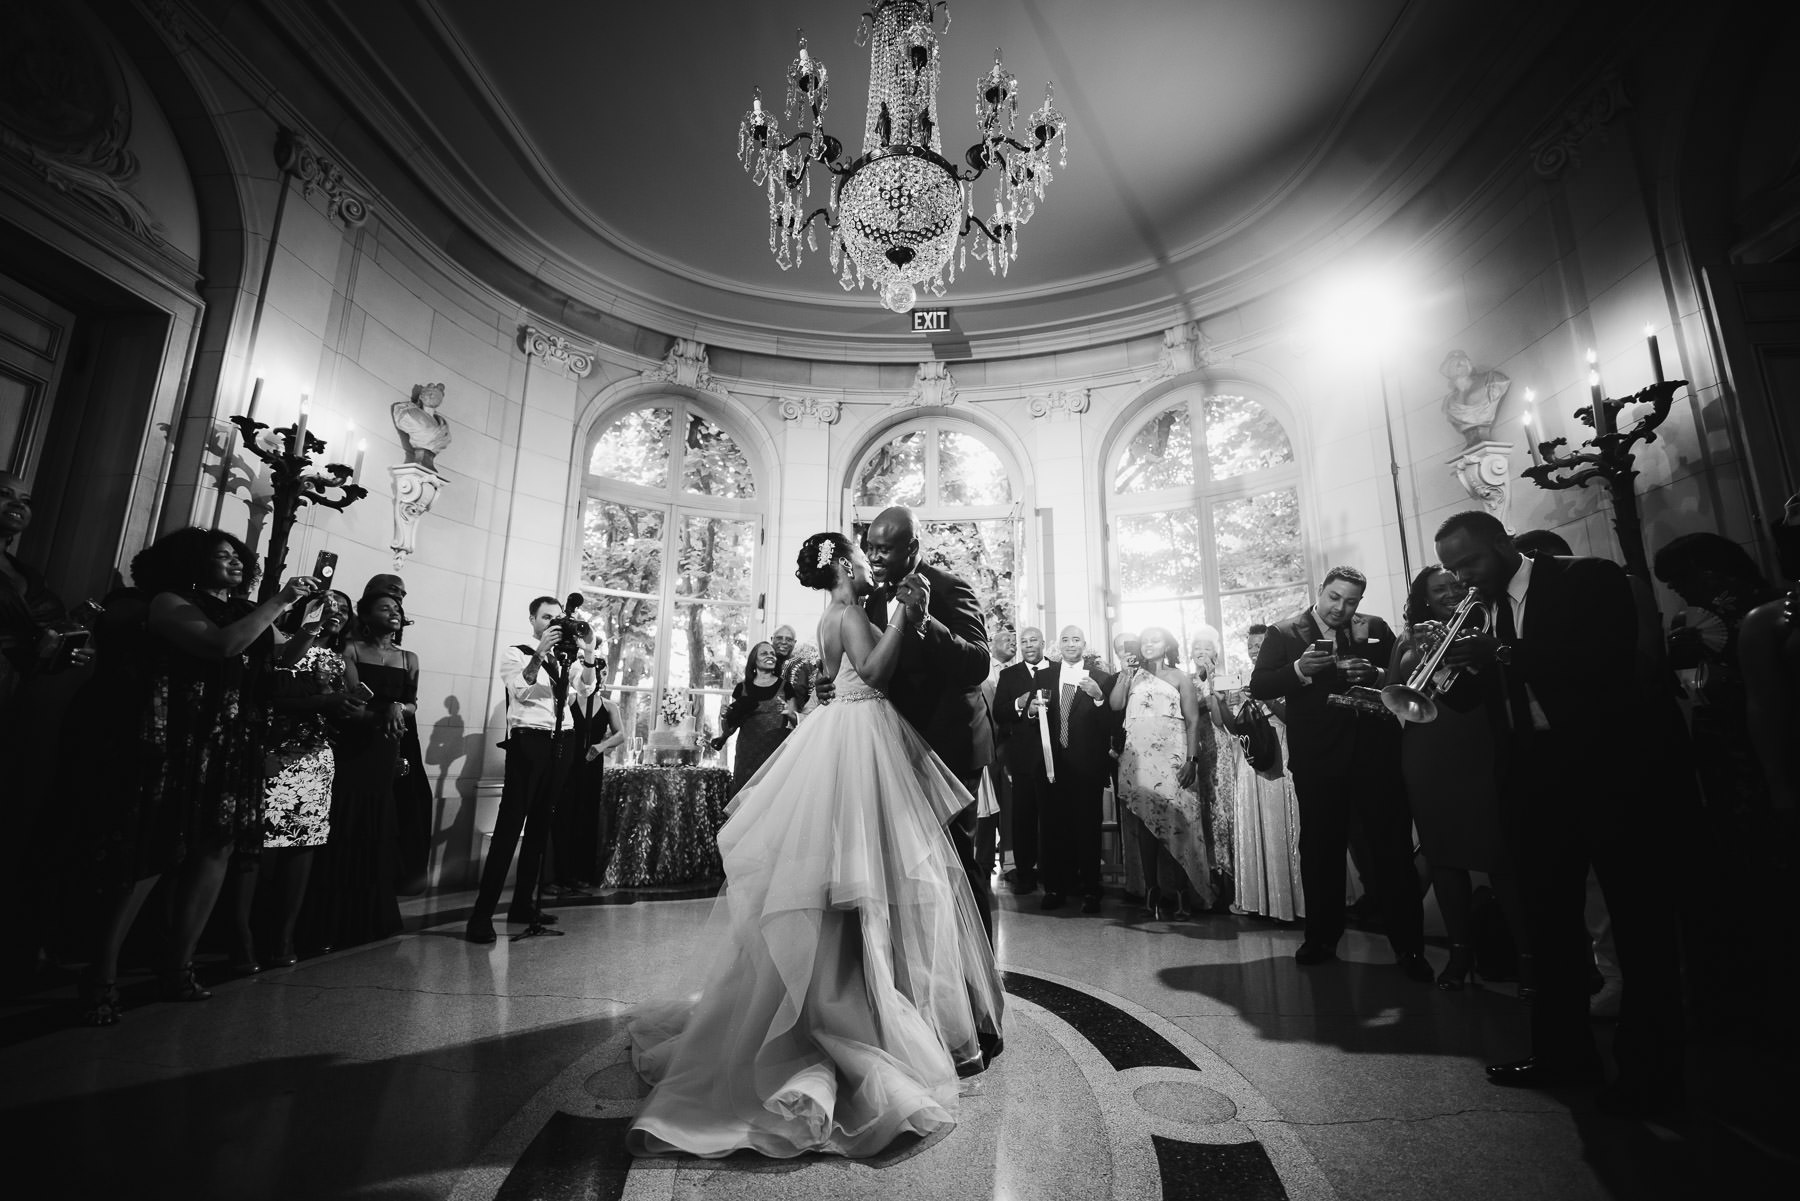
[817,541,835,569]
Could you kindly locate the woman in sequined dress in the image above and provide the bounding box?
[250,590,362,967]
[80,529,318,1025]
[715,640,794,794]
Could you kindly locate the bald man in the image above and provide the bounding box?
[1033,626,1116,912]
[861,508,997,927]
[993,626,1054,894]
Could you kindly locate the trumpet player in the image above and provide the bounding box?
[1388,566,1528,991]
[1249,565,1431,981]
[1433,510,1682,1117]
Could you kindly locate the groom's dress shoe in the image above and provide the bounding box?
[465,918,497,944]
[1485,1056,1604,1089]
[958,1031,1006,1077]
[1396,952,1435,983]
[1039,892,1066,911]
[1294,942,1338,966]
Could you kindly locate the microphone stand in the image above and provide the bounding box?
[514,650,573,942]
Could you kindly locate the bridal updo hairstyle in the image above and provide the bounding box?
[795,532,855,591]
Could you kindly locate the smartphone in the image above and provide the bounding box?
[350,680,375,702]
[312,550,338,588]
[1311,639,1333,654]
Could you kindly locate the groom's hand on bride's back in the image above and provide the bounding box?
[814,674,835,705]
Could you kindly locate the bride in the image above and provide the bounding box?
[625,532,1005,1159]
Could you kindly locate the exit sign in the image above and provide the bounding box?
[911,308,951,332]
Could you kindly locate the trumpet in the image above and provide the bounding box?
[1380,589,1491,723]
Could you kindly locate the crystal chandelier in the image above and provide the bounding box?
[737,1,1068,313]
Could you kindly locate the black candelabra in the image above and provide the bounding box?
[1520,377,1684,579]
[226,405,367,601]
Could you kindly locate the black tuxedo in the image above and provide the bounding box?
[1030,660,1116,900]
[1478,554,1681,1086]
[865,559,996,936]
[993,657,1059,887]
[1251,607,1422,955]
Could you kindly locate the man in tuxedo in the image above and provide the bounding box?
[993,626,1055,895]
[1250,566,1430,979]
[1031,626,1116,913]
[1435,510,1683,1116]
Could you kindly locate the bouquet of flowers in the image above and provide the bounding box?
[657,688,691,730]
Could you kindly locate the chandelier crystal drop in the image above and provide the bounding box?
[736,1,1068,311]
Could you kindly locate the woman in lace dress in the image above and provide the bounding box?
[1109,626,1213,919]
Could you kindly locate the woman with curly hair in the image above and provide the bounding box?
[81,528,317,1025]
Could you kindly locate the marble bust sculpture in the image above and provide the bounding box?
[393,382,452,470]
[1438,350,1512,447]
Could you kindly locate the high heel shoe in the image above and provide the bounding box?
[81,979,122,1026]
[161,962,213,1002]
[1436,943,1475,991]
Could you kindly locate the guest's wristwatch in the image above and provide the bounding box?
[1493,642,1514,666]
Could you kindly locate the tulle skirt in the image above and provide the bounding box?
[625,685,1004,1159]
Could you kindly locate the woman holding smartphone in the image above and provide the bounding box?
[300,592,410,949]
[1109,626,1214,920]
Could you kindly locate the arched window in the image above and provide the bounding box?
[1107,390,1306,681]
[849,418,1022,636]
[580,399,763,747]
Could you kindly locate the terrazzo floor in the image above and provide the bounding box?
[0,885,1787,1200]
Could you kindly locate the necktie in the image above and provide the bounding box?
[1495,593,1531,731]
[1059,681,1076,746]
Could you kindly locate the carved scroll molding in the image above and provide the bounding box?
[641,337,726,396]
[275,130,370,227]
[778,395,841,425]
[0,6,166,247]
[389,463,448,571]
[1026,388,1091,418]
[897,361,959,407]
[1448,440,1515,522]
[1528,68,1630,178]
[517,324,596,378]
[1143,322,1229,383]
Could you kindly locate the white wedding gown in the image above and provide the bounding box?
[625,659,1005,1159]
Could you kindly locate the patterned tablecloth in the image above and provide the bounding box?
[601,765,731,887]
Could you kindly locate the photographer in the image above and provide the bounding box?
[466,595,597,943]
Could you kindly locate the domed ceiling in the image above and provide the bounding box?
[306,0,1553,358]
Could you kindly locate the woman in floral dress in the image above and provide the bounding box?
[254,590,360,966]
[1109,626,1213,919]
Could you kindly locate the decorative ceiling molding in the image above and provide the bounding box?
[897,362,959,408]
[1143,323,1231,383]
[275,130,370,227]
[143,0,191,48]
[1026,388,1091,419]
[517,324,595,377]
[1527,68,1629,179]
[777,396,842,425]
[639,338,727,397]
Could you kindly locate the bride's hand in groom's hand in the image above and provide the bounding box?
[813,674,836,706]
[897,573,930,623]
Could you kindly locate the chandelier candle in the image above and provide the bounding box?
[1645,323,1664,384]
[737,1,1068,312]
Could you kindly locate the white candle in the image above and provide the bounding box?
[246,377,264,424]
[1522,391,1542,466]
[1644,322,1664,383]
[294,394,310,455]
[353,439,366,485]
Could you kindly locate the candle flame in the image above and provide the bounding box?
[1522,410,1533,426]
[1643,322,1655,337]
[1585,347,1597,365]
[1524,387,1535,403]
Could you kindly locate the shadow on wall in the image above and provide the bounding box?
[425,695,486,889]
